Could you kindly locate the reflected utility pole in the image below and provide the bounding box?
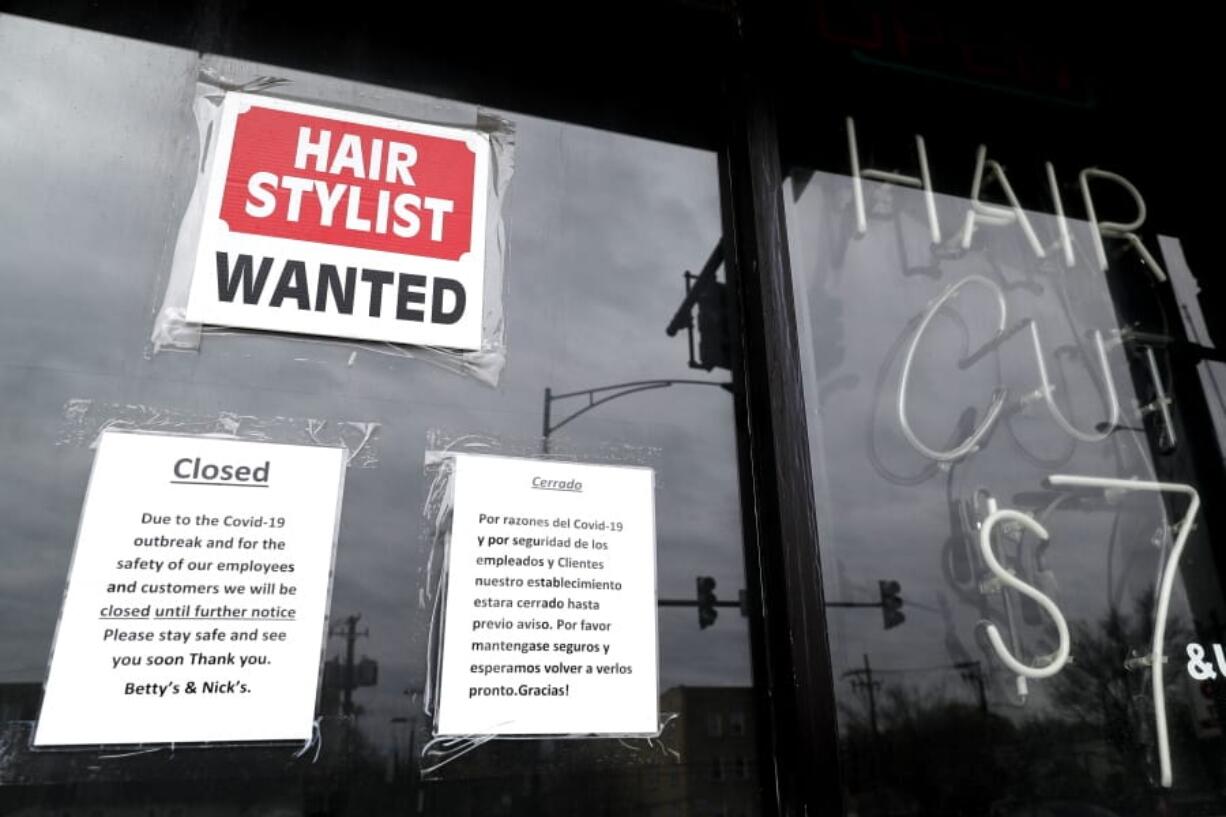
[845,653,881,742]
[328,613,369,717]
[844,654,882,781]
[843,657,991,755]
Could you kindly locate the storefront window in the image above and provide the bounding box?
[0,15,764,816]
[7,4,1217,816]
[785,141,1226,815]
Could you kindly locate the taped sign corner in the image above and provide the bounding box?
[183,92,491,351]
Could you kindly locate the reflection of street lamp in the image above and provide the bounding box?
[540,240,735,454]
[542,380,733,453]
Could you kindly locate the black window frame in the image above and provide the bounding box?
[4,2,1222,815]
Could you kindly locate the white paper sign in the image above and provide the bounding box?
[184,93,491,350]
[34,431,346,746]
[435,453,658,736]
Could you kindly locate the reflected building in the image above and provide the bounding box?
[656,686,761,817]
[0,682,41,723]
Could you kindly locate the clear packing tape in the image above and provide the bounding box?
[151,65,516,386]
[415,431,675,779]
[58,399,381,468]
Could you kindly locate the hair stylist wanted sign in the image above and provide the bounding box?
[184,93,491,350]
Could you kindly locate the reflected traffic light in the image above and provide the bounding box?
[697,576,719,629]
[879,580,905,630]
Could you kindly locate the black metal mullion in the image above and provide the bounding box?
[719,144,788,817]
[721,17,847,817]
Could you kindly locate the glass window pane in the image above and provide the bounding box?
[0,15,763,816]
[786,160,1226,815]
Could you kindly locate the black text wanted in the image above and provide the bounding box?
[215,252,467,326]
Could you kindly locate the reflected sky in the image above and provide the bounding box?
[0,12,751,762]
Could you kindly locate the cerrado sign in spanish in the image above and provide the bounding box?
[435,454,659,737]
[184,93,491,350]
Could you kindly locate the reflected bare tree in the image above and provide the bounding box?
[1037,592,1213,812]
[840,680,1012,816]
[834,595,1220,817]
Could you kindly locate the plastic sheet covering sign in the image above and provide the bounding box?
[33,430,346,746]
[436,454,659,736]
[184,93,490,350]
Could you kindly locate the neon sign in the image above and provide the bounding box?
[843,116,1197,788]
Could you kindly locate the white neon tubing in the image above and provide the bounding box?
[846,117,941,244]
[986,160,1046,259]
[1125,232,1168,283]
[1047,474,1200,789]
[898,275,1008,462]
[961,148,1043,255]
[847,117,867,236]
[1079,168,1166,282]
[1028,322,1121,443]
[917,135,941,245]
[968,146,1014,221]
[979,498,1032,703]
[1080,167,1110,272]
[863,169,920,184]
[1046,161,1075,268]
[978,508,1071,679]
[1080,168,1148,236]
[961,150,986,249]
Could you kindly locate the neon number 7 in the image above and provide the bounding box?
[1047,474,1200,789]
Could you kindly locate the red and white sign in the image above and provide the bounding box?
[185,93,491,350]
